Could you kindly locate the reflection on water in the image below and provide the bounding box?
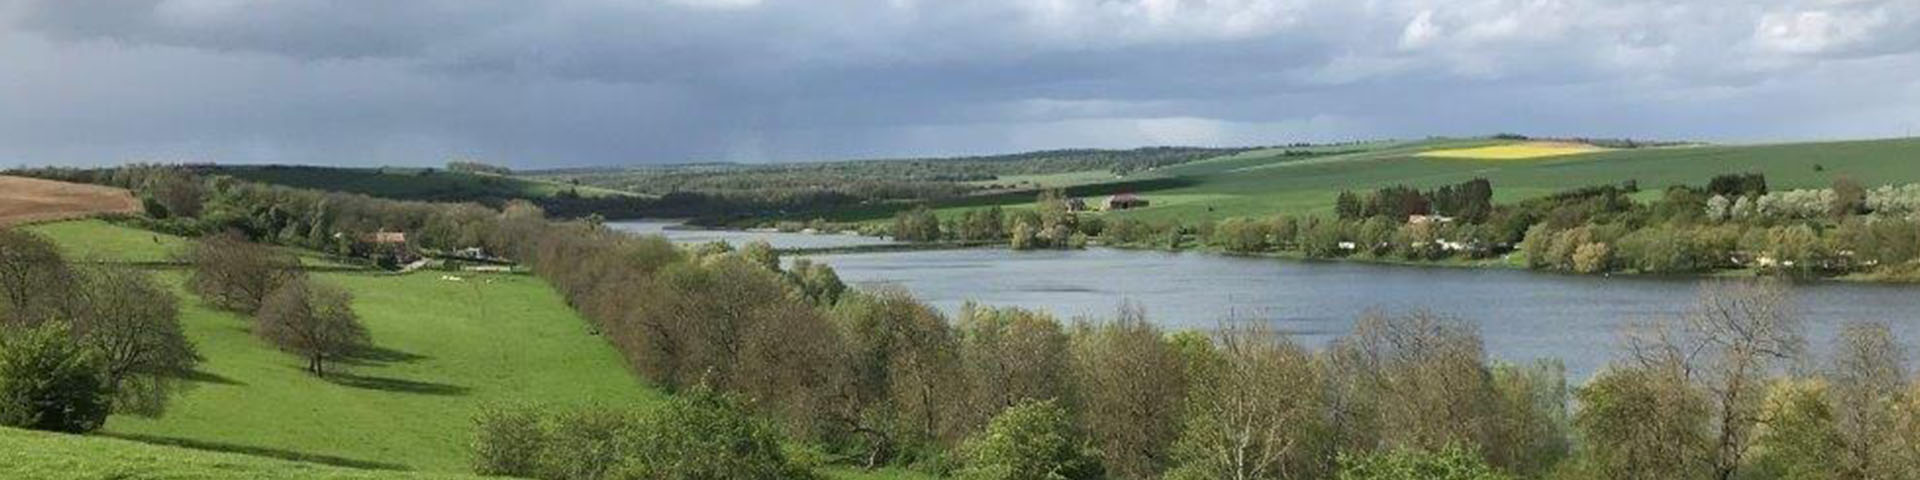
[615,221,1920,380]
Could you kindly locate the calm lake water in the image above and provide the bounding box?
[612,220,895,250]
[613,220,1920,380]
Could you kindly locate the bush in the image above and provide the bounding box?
[470,391,810,480]
[955,399,1102,480]
[0,323,110,433]
[471,403,548,477]
[1335,445,1512,480]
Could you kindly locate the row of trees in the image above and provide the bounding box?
[891,190,1089,249]
[1334,179,1494,223]
[0,230,197,433]
[183,232,370,376]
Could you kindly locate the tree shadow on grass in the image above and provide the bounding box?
[101,433,412,471]
[341,345,430,365]
[325,372,470,396]
[178,369,244,386]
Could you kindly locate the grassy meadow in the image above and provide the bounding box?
[813,136,1920,227]
[9,219,932,479]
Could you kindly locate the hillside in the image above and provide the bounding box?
[8,219,930,480]
[19,220,658,473]
[807,136,1920,225]
[0,175,141,226]
[0,426,471,479]
[202,165,637,203]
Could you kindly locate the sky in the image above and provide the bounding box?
[2,0,1918,168]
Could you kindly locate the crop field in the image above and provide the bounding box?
[0,175,141,226]
[1415,141,1609,160]
[810,136,1920,226]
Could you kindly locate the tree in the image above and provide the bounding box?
[1620,280,1804,480]
[1825,321,1910,479]
[1745,379,1844,480]
[1570,366,1711,480]
[1070,304,1188,478]
[185,232,303,314]
[1830,176,1867,218]
[0,323,110,433]
[1327,310,1499,462]
[1167,322,1331,480]
[827,290,965,466]
[255,278,369,376]
[471,402,547,478]
[957,304,1072,432]
[956,399,1103,480]
[69,265,198,416]
[145,169,207,219]
[0,229,78,326]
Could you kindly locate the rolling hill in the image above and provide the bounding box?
[807,136,1920,225]
[0,175,141,227]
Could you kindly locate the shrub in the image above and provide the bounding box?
[955,399,1102,480]
[471,403,548,477]
[1334,445,1512,480]
[0,323,110,433]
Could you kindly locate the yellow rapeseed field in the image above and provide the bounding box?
[1416,141,1607,160]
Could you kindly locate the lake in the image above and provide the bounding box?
[612,220,1920,380]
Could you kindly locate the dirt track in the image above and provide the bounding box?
[0,175,141,227]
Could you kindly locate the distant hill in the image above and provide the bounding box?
[198,165,637,203]
[787,136,1920,225]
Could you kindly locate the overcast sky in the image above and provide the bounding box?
[2,0,1918,168]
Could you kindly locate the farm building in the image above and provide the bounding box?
[1105,193,1149,210]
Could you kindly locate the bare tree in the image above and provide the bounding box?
[1622,279,1804,480]
[1826,321,1909,480]
[255,278,368,376]
[0,229,78,325]
[1326,309,1499,459]
[1167,321,1330,480]
[185,231,303,314]
[70,264,198,416]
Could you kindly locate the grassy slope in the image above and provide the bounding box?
[0,427,471,479]
[13,220,931,479]
[836,137,1920,226]
[23,221,659,473]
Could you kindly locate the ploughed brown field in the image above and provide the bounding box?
[0,175,140,227]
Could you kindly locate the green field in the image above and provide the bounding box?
[8,219,931,479]
[820,137,1920,226]
[0,426,470,479]
[208,165,638,203]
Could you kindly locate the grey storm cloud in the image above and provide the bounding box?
[1,0,1917,167]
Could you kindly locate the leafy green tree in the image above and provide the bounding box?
[955,399,1102,480]
[1570,366,1710,480]
[254,278,369,376]
[0,323,110,433]
[1745,379,1843,480]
